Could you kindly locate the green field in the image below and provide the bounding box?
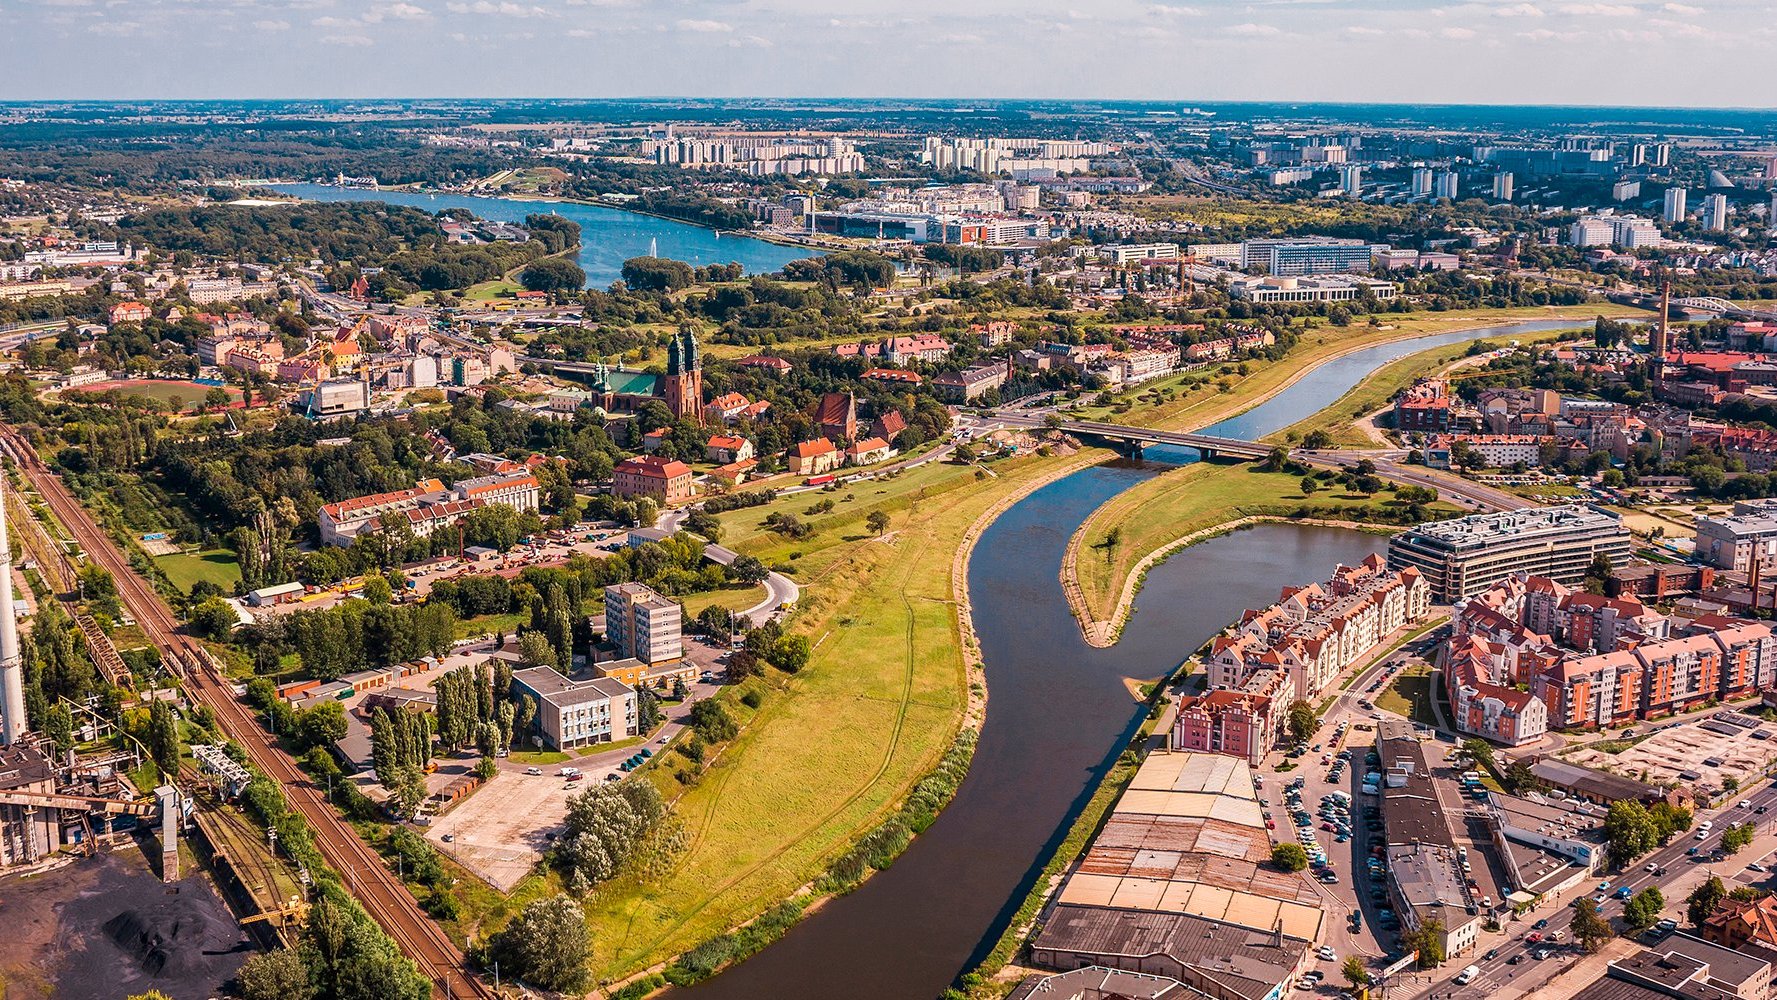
[1069,461,1460,633]
[155,548,241,593]
[68,380,243,413]
[1377,663,1437,727]
[579,453,1072,983]
[679,583,767,620]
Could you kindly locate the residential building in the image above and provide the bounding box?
[1206,555,1431,714]
[845,436,892,466]
[1424,434,1548,470]
[1703,894,1777,951]
[1386,505,1633,602]
[509,666,638,750]
[1412,167,1434,197]
[789,438,841,477]
[1664,187,1688,224]
[1492,172,1514,201]
[1239,238,1377,275]
[611,456,695,504]
[1394,378,1454,433]
[450,471,539,513]
[604,582,683,665]
[1435,171,1459,199]
[318,478,449,546]
[704,434,754,464]
[1706,193,1730,231]
[1570,933,1776,1000]
[932,362,1009,402]
[1170,690,1276,766]
[108,301,151,324]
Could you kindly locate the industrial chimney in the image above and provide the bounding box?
[0,470,25,745]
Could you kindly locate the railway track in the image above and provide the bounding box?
[1,427,491,999]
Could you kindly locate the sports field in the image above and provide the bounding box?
[65,379,244,413]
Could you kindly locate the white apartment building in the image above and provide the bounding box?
[604,582,684,665]
[450,471,540,513]
[1705,193,1729,231]
[1664,187,1688,224]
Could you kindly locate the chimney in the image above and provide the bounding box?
[0,470,25,745]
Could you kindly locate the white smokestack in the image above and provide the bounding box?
[0,469,25,746]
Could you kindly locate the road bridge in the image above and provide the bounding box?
[988,412,1276,460]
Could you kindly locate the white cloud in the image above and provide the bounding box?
[1559,2,1637,13]
[727,33,771,47]
[1345,24,1385,34]
[1441,25,1478,36]
[385,3,429,19]
[321,32,373,44]
[1662,1,1705,11]
[1147,2,1203,14]
[675,18,731,31]
[1493,3,1546,16]
[1224,21,1280,34]
[88,18,139,33]
[933,31,982,43]
[446,1,545,16]
[254,17,290,29]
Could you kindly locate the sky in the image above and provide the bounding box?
[4,0,1775,107]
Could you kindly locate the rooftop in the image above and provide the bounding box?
[1399,503,1626,553]
[510,665,633,708]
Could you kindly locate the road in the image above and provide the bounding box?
[1305,450,1534,514]
[0,427,492,1000]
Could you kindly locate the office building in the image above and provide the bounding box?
[1664,187,1687,224]
[1695,503,1777,571]
[509,666,638,750]
[1387,505,1632,601]
[318,479,450,546]
[1613,180,1641,202]
[1434,171,1459,200]
[1412,167,1433,197]
[1570,217,1617,247]
[1492,172,1514,201]
[1240,238,1378,275]
[611,456,695,504]
[604,582,684,665]
[1705,192,1729,231]
[1228,273,1398,304]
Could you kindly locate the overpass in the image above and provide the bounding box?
[988,412,1275,461]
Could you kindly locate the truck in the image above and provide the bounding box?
[804,474,837,486]
[1455,966,1480,986]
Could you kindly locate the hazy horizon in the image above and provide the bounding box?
[5,0,1775,108]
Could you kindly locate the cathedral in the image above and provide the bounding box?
[663,327,705,423]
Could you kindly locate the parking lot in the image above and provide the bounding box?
[426,767,573,891]
[1562,710,1777,798]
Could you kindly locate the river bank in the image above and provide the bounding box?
[1055,314,1628,645]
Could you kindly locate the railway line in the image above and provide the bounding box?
[0,426,492,999]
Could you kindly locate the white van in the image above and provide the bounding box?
[1455,966,1481,986]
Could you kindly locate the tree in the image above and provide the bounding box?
[235,949,314,1000]
[1342,956,1371,991]
[1604,799,1660,867]
[689,699,737,743]
[1299,476,1319,496]
[1722,821,1757,855]
[1402,916,1446,967]
[1688,875,1727,927]
[189,597,240,641]
[297,700,348,749]
[488,896,590,993]
[1272,842,1309,872]
[1624,887,1666,931]
[1572,898,1613,954]
[517,632,558,669]
[731,554,769,584]
[1459,738,1496,770]
[772,633,811,673]
[1287,700,1316,742]
[388,765,427,819]
[1264,446,1290,472]
[361,573,393,606]
[147,698,180,775]
[519,257,587,293]
[866,510,891,535]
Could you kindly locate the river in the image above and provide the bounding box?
[677,318,1593,1000]
[267,184,818,289]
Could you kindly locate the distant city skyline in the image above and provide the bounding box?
[4,0,1776,107]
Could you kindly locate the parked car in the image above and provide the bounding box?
[525,766,542,776]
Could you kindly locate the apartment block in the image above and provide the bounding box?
[604,582,683,666]
[1387,505,1632,602]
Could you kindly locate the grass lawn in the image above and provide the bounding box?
[453,610,529,640]
[1060,305,1644,435]
[506,749,571,766]
[463,278,524,301]
[577,453,1070,984]
[679,583,767,619]
[1267,325,1584,448]
[155,548,242,594]
[1376,663,1437,728]
[1069,460,1462,630]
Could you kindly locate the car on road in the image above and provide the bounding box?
[1318,946,1337,961]
[1698,830,1710,840]
[1535,949,1552,961]
[1532,918,1550,930]
[1484,949,1498,961]
[1616,886,1633,899]
[1598,881,1612,892]
[1525,932,1543,944]
[1646,862,1658,873]
[1751,863,1768,873]
[1741,800,1753,809]
[524,766,542,776]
